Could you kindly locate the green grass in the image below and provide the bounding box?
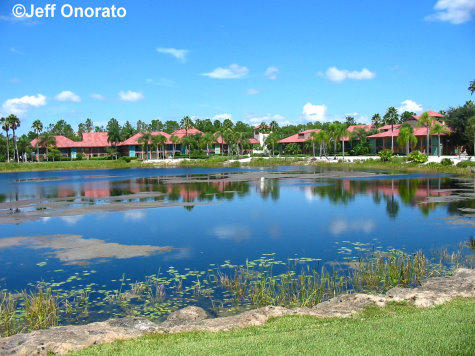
[73,298,474,355]
[0,159,143,172]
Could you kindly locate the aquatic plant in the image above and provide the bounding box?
[0,291,17,337]
[23,285,59,331]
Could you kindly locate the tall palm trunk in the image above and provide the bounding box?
[12,130,19,163]
[5,131,10,162]
[341,139,345,158]
[437,134,441,157]
[333,140,337,159]
[312,143,315,157]
[406,141,409,155]
[426,126,430,156]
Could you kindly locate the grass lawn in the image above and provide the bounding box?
[73,298,474,355]
[0,159,143,172]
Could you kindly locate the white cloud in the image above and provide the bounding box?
[156,47,189,62]
[118,90,144,102]
[10,47,24,55]
[212,113,233,122]
[61,216,83,225]
[209,225,252,242]
[329,218,376,236]
[246,113,290,126]
[322,67,376,82]
[123,211,146,221]
[302,102,327,122]
[397,99,423,114]
[264,66,279,80]
[425,0,475,24]
[202,64,249,79]
[2,94,46,116]
[246,88,260,95]
[55,90,81,102]
[90,93,106,101]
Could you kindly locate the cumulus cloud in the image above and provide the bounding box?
[302,102,327,122]
[246,113,290,126]
[2,94,46,115]
[321,67,376,83]
[123,211,146,221]
[246,88,260,95]
[90,93,106,100]
[397,99,423,114]
[156,47,189,62]
[212,113,233,122]
[425,0,475,24]
[202,64,249,79]
[55,90,81,102]
[264,66,279,80]
[118,90,144,102]
[329,218,376,236]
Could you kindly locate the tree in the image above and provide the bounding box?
[222,118,234,130]
[201,132,215,156]
[315,130,330,157]
[309,131,320,156]
[444,101,475,154]
[38,132,56,161]
[345,116,356,126]
[180,116,193,133]
[371,113,382,127]
[136,120,148,133]
[151,134,167,159]
[469,79,475,95]
[137,132,152,160]
[49,119,76,139]
[170,135,180,158]
[400,111,416,123]
[265,132,279,156]
[106,118,122,158]
[150,119,163,131]
[431,123,450,157]
[269,120,279,133]
[7,115,20,163]
[32,120,43,162]
[329,122,348,158]
[121,121,136,139]
[468,116,475,155]
[0,117,10,162]
[78,118,94,133]
[417,111,435,156]
[397,125,417,155]
[164,120,179,133]
[383,107,399,151]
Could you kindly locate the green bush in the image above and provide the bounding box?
[407,150,428,164]
[75,153,83,161]
[457,160,475,168]
[378,149,393,162]
[120,156,132,163]
[284,143,302,155]
[390,156,406,164]
[440,158,453,166]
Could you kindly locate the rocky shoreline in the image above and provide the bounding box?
[1,268,474,355]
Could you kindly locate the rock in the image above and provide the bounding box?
[1,269,474,355]
[163,306,210,325]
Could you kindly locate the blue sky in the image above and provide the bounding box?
[0,0,474,133]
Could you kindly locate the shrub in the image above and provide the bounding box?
[284,143,302,155]
[75,153,84,161]
[391,156,407,164]
[0,292,16,337]
[440,158,453,166]
[120,156,132,163]
[378,149,393,162]
[457,160,475,168]
[407,150,428,164]
[23,286,58,331]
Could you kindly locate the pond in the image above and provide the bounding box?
[0,166,473,323]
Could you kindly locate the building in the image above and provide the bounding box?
[119,131,172,159]
[367,110,450,155]
[31,132,112,160]
[277,129,321,153]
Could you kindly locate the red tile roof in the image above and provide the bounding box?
[378,124,402,131]
[278,129,321,143]
[414,110,444,119]
[119,131,171,146]
[171,127,204,138]
[31,135,77,148]
[215,136,259,145]
[368,127,450,138]
[342,124,373,141]
[75,132,111,147]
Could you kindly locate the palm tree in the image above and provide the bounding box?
[32,120,43,162]
[170,135,180,158]
[38,132,56,161]
[397,125,417,155]
[154,134,168,159]
[469,79,475,95]
[7,115,20,163]
[269,120,279,133]
[417,112,435,156]
[201,132,215,156]
[0,117,10,162]
[329,123,347,159]
[315,130,330,157]
[371,113,382,127]
[310,131,319,157]
[383,107,399,151]
[340,128,349,158]
[137,132,152,160]
[431,123,450,157]
[265,133,279,156]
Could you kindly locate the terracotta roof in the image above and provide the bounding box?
[31,135,78,148]
[171,127,204,138]
[216,136,259,145]
[378,124,402,131]
[278,129,321,144]
[75,132,111,147]
[342,124,373,141]
[368,127,450,138]
[254,124,270,130]
[414,110,444,119]
[119,131,171,146]
[249,138,259,144]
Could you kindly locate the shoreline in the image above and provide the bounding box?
[1,156,473,176]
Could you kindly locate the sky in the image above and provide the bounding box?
[0,0,474,134]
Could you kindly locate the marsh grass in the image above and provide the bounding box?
[0,292,17,337]
[23,286,59,332]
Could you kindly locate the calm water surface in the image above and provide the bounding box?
[0,166,473,321]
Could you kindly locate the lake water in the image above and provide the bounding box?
[0,166,473,322]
